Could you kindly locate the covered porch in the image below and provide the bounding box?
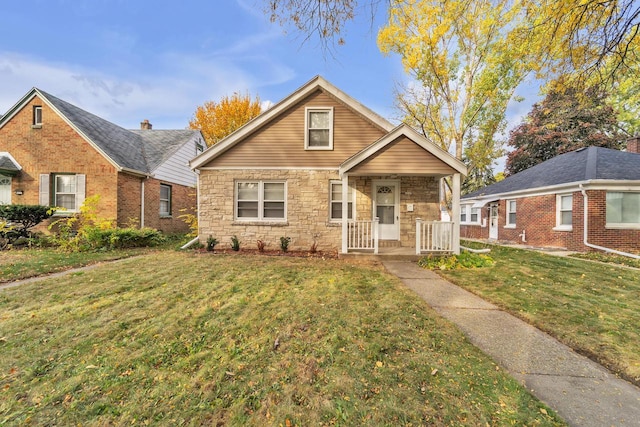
[336,124,467,256]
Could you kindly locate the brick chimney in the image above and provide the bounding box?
[140,119,152,130]
[627,136,640,154]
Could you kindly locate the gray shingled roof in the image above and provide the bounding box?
[464,146,640,199]
[0,154,21,174]
[130,129,200,171]
[37,89,151,173]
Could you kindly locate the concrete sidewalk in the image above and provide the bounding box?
[383,261,640,427]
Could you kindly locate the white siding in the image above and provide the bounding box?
[152,135,199,187]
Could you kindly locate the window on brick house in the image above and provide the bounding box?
[160,184,172,217]
[329,181,355,221]
[505,200,516,227]
[606,192,640,226]
[33,106,42,127]
[460,204,481,225]
[236,181,286,221]
[39,173,85,213]
[555,194,573,230]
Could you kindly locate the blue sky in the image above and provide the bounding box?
[0,0,538,171]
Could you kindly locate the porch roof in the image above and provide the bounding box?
[339,124,467,177]
[0,152,21,176]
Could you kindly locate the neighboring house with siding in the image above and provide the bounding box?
[460,142,640,253]
[0,88,203,233]
[190,76,467,255]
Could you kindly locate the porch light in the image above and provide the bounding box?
[14,189,24,195]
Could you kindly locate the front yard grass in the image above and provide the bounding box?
[0,252,562,426]
[441,242,640,385]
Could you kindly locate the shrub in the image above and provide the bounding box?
[206,235,218,252]
[418,251,495,270]
[0,205,55,243]
[280,236,291,252]
[230,235,240,251]
[256,239,266,253]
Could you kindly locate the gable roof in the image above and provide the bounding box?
[0,88,201,177]
[464,146,640,200]
[0,152,22,176]
[340,124,467,176]
[190,75,395,170]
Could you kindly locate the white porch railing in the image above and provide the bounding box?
[347,217,379,254]
[416,219,454,254]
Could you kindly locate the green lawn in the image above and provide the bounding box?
[441,242,640,385]
[0,252,562,426]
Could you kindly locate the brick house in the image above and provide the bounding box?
[190,76,467,255]
[460,143,640,254]
[0,88,204,234]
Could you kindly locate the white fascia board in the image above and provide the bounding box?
[0,151,22,170]
[190,75,396,171]
[0,89,38,130]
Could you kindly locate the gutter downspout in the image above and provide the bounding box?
[580,184,640,259]
[140,179,146,228]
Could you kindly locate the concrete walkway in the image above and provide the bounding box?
[383,261,640,427]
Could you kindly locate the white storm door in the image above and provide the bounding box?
[489,203,498,240]
[373,180,400,240]
[0,176,11,204]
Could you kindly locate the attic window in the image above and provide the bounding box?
[305,107,333,150]
[33,106,42,128]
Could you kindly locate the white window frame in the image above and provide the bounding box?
[304,107,334,150]
[160,184,172,217]
[460,204,481,225]
[235,180,287,222]
[606,191,640,229]
[554,194,573,231]
[505,199,516,228]
[33,106,42,128]
[53,174,78,212]
[329,180,355,222]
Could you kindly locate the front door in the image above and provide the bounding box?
[373,180,400,240]
[489,203,498,240]
[0,175,10,205]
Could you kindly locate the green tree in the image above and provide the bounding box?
[505,86,627,175]
[189,92,262,147]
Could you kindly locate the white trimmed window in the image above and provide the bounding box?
[236,181,286,221]
[555,194,573,230]
[39,173,86,213]
[329,181,355,221]
[33,106,42,127]
[460,204,481,225]
[160,184,172,217]
[506,200,516,227]
[606,192,640,227]
[305,107,333,150]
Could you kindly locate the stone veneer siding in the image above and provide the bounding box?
[199,170,441,252]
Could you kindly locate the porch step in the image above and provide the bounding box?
[378,240,402,248]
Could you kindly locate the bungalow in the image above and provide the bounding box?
[190,76,467,255]
[0,88,204,233]
[460,142,640,254]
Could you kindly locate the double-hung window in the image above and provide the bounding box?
[555,194,573,230]
[39,173,85,213]
[606,192,640,227]
[160,184,172,217]
[305,107,333,149]
[236,181,286,221]
[54,174,78,211]
[505,200,517,227]
[460,204,480,225]
[329,181,355,221]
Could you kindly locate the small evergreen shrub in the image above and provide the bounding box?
[230,235,240,251]
[280,236,291,252]
[206,235,218,252]
[0,205,55,244]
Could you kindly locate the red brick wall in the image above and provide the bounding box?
[461,190,640,253]
[0,95,119,222]
[140,178,195,234]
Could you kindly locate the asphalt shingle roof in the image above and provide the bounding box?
[37,89,151,173]
[464,146,640,199]
[0,154,20,173]
[130,129,200,171]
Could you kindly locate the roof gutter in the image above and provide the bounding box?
[579,184,640,260]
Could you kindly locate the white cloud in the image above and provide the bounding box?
[0,49,295,130]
